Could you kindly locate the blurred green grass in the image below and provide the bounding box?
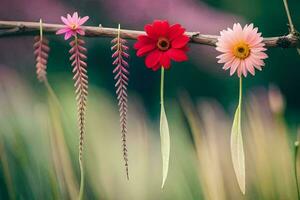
[0,70,298,199]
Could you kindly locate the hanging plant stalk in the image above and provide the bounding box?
[33,19,49,82]
[111,24,130,180]
[69,36,88,163]
[56,12,89,200]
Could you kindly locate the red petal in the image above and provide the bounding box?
[160,21,170,36]
[136,43,156,57]
[134,35,154,49]
[152,20,169,37]
[145,24,158,39]
[172,35,189,48]
[160,53,171,68]
[145,50,162,68]
[181,45,190,52]
[167,49,188,62]
[152,64,161,71]
[168,24,185,41]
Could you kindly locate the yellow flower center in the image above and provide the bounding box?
[157,37,170,51]
[71,24,77,30]
[233,42,250,59]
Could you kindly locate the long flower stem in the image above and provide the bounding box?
[161,68,164,105]
[282,0,295,33]
[294,141,300,200]
[239,77,242,109]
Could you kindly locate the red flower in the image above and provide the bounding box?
[134,20,189,70]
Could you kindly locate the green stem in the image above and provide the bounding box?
[79,158,84,200]
[161,67,165,105]
[39,19,43,39]
[282,0,295,33]
[294,141,300,200]
[238,77,243,109]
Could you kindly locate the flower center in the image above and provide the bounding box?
[157,37,170,51]
[71,24,78,30]
[233,42,250,59]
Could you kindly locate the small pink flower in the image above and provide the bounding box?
[56,12,89,40]
[216,23,268,77]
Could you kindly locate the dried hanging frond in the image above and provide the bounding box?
[69,36,88,161]
[111,24,130,179]
[33,19,49,82]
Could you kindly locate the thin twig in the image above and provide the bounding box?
[282,0,296,33]
[0,20,299,48]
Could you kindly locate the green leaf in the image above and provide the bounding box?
[230,104,245,194]
[159,68,170,188]
[160,103,170,188]
[297,48,300,55]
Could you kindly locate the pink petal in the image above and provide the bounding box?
[61,16,71,26]
[217,53,234,63]
[241,60,248,77]
[219,31,235,46]
[78,16,89,26]
[251,47,267,53]
[247,32,262,45]
[222,57,235,70]
[249,36,263,47]
[251,52,268,59]
[237,68,242,77]
[233,23,243,34]
[247,29,259,44]
[246,56,261,70]
[76,29,85,36]
[245,59,255,75]
[216,46,230,53]
[67,14,73,24]
[56,28,70,35]
[232,23,243,41]
[250,54,266,65]
[73,12,79,21]
[243,24,254,41]
[230,58,240,76]
[64,32,73,40]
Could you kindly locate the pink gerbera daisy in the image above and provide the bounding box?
[56,12,89,40]
[216,23,268,77]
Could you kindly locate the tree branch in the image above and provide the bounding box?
[0,20,299,48]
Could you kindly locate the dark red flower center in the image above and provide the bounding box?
[157,37,170,51]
